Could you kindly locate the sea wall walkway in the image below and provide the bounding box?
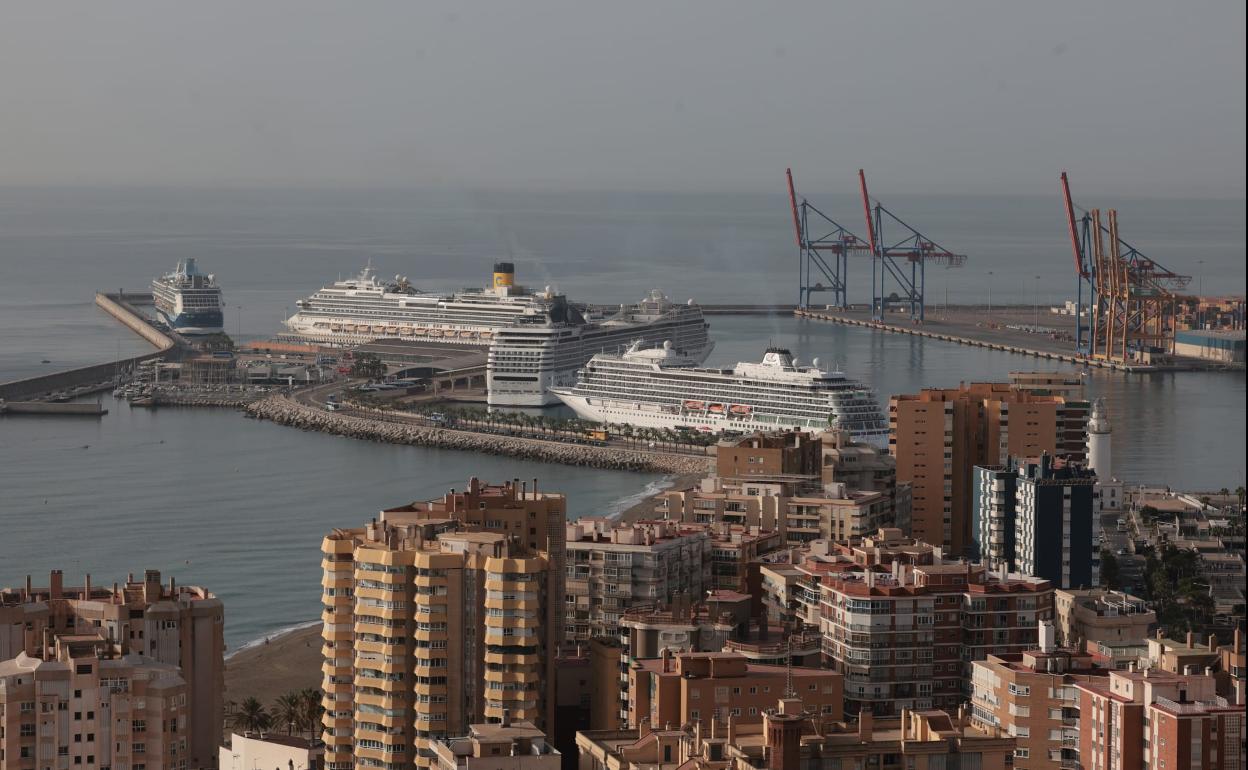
[245,395,713,475]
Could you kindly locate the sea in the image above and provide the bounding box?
[0,186,1243,649]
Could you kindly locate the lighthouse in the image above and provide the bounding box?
[1086,398,1111,478]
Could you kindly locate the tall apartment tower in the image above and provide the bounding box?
[973,456,1100,588]
[889,382,1089,556]
[321,480,564,770]
[0,570,224,770]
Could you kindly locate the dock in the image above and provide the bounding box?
[795,306,1237,373]
[0,292,177,402]
[0,401,108,416]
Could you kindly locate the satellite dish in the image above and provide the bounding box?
[663,340,673,350]
[812,357,821,369]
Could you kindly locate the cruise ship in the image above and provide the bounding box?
[283,262,714,405]
[283,262,562,346]
[487,291,713,406]
[550,344,889,444]
[150,259,224,335]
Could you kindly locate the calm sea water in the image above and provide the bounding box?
[0,186,1243,648]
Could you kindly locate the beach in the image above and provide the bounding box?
[224,623,323,709]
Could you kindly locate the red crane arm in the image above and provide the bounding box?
[785,168,804,249]
[858,169,878,255]
[1061,172,1089,279]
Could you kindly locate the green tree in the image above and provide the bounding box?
[230,696,271,734]
[349,353,386,379]
[1099,549,1120,589]
[297,688,323,738]
[272,692,301,735]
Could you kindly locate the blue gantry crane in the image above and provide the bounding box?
[787,168,871,309]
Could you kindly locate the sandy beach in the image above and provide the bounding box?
[614,471,703,523]
[224,623,322,709]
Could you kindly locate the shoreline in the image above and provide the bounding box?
[224,622,322,709]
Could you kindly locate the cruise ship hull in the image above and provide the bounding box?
[488,339,716,407]
[156,309,224,336]
[551,390,889,447]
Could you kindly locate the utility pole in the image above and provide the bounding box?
[987,271,994,316]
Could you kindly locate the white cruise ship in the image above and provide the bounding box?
[283,262,563,346]
[487,291,713,406]
[550,344,889,444]
[150,259,224,335]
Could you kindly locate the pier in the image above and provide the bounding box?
[0,401,108,416]
[0,292,177,402]
[795,306,1236,373]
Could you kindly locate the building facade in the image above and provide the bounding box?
[321,502,560,770]
[0,569,223,770]
[890,382,1089,556]
[1053,589,1155,648]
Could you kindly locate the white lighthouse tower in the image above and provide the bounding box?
[1086,398,1112,478]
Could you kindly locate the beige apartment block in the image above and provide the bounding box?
[626,650,842,730]
[970,626,1108,770]
[321,510,558,770]
[430,721,559,770]
[0,570,223,770]
[1053,589,1155,648]
[759,530,1055,716]
[0,633,190,770]
[889,383,1088,556]
[219,732,323,770]
[576,704,1014,770]
[563,519,711,642]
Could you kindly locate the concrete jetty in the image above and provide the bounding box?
[0,293,176,402]
[0,401,107,416]
[245,395,714,475]
[795,307,1219,373]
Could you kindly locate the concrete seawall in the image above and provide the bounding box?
[245,396,714,475]
[0,402,107,416]
[795,308,1184,373]
[0,294,175,401]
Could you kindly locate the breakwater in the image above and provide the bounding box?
[0,293,175,401]
[0,402,107,416]
[245,396,714,475]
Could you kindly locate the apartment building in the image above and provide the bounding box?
[658,431,899,546]
[321,511,558,770]
[625,650,842,729]
[974,456,1100,588]
[220,732,324,770]
[0,569,223,770]
[890,382,1089,556]
[1053,589,1155,647]
[430,721,559,770]
[1076,667,1245,770]
[0,634,190,770]
[614,593,822,726]
[760,530,1055,716]
[563,519,710,642]
[970,624,1108,770]
[821,427,912,531]
[576,705,1015,770]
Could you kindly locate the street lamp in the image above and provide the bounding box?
[1198,259,1205,298]
[987,271,994,316]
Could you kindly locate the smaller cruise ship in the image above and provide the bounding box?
[151,259,224,335]
[550,344,889,444]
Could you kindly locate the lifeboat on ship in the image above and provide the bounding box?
[683,400,705,411]
[707,403,726,415]
[428,329,443,338]
[399,327,414,336]
[729,404,752,415]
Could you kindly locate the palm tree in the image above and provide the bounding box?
[297,688,324,738]
[231,696,271,734]
[272,692,302,735]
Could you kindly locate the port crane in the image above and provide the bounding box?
[857,169,967,322]
[1060,172,1191,362]
[787,168,871,309]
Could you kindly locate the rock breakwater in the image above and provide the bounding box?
[245,396,714,475]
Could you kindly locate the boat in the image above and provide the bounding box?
[150,259,225,335]
[550,343,889,445]
[282,262,714,406]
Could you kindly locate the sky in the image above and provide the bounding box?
[1,1,1244,197]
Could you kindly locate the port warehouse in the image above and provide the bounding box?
[1173,329,1246,363]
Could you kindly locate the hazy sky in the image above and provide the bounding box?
[2,1,1244,196]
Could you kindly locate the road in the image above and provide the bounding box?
[1100,509,1148,594]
